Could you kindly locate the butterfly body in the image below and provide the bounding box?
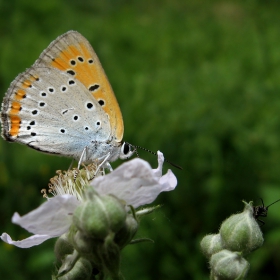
[1,31,134,166]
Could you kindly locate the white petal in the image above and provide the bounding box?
[91,151,177,208]
[159,169,177,191]
[1,232,51,248]
[153,151,164,178]
[12,195,79,236]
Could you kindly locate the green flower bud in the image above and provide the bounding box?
[54,233,74,263]
[71,230,106,268]
[101,233,122,279]
[71,230,95,256]
[210,250,250,280]
[100,194,127,233]
[114,214,138,248]
[219,201,264,255]
[56,256,92,280]
[200,234,223,259]
[73,191,126,240]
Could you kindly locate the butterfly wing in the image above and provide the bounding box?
[34,30,124,143]
[1,66,113,161]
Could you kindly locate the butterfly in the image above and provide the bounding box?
[0,31,135,170]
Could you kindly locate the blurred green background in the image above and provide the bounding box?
[1,0,280,279]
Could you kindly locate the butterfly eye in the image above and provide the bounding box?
[119,142,135,159]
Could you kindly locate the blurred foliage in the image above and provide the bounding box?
[1,0,280,279]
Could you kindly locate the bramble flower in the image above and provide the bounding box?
[1,152,177,279]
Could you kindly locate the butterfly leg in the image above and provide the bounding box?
[77,146,88,170]
[73,146,88,182]
[103,161,113,172]
[94,153,112,175]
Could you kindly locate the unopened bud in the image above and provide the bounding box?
[73,190,126,240]
[56,256,92,280]
[114,214,138,248]
[200,234,223,259]
[210,250,249,280]
[54,233,74,263]
[219,201,263,255]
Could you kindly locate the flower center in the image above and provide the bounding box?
[41,163,102,200]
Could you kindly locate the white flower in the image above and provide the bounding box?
[1,151,177,248]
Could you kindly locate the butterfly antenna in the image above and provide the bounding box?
[267,198,280,208]
[128,144,183,170]
[134,147,140,158]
